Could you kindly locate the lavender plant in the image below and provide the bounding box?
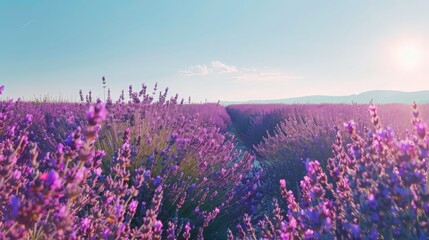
[0,84,257,239]
[231,103,429,239]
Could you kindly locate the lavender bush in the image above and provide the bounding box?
[0,85,258,239]
[231,103,429,239]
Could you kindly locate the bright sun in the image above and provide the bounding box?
[394,42,423,71]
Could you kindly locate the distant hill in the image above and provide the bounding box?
[222,90,429,105]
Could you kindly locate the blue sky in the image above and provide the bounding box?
[1,1,429,102]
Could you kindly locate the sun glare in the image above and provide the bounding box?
[394,42,423,71]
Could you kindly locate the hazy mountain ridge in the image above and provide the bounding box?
[222,90,429,105]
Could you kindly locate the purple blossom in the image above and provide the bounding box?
[12,170,21,180]
[129,200,138,213]
[86,102,107,125]
[10,196,19,219]
[344,120,356,134]
[415,122,427,139]
[40,169,62,190]
[80,218,91,231]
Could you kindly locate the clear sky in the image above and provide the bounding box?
[1,1,429,102]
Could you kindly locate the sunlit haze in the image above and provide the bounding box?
[1,1,429,102]
[394,41,424,71]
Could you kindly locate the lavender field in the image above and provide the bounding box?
[3,1,429,239]
[0,82,428,239]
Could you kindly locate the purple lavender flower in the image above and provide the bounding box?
[344,120,356,135]
[129,200,138,213]
[415,122,427,139]
[40,169,62,190]
[80,217,91,232]
[10,196,19,219]
[86,102,107,125]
